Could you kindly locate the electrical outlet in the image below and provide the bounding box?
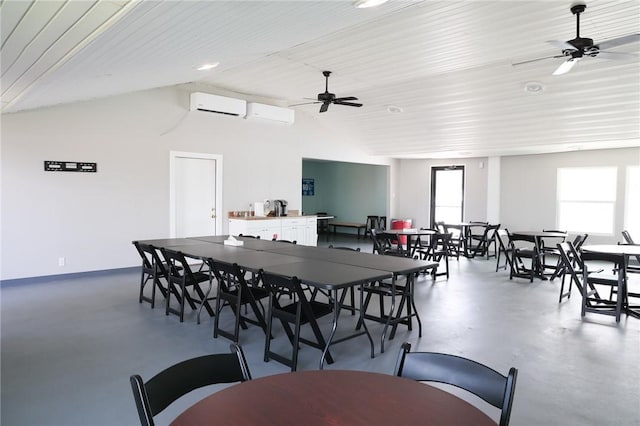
[58,257,65,267]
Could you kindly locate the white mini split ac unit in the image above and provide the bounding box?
[189,92,247,117]
[246,102,295,125]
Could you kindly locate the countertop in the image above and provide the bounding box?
[228,215,318,221]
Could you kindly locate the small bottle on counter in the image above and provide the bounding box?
[249,203,254,216]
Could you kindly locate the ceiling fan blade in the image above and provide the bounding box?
[512,54,565,66]
[597,33,640,50]
[319,102,330,113]
[333,101,363,107]
[334,96,358,102]
[552,58,579,76]
[596,51,638,60]
[289,101,321,107]
[546,40,576,51]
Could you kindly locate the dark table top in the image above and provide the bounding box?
[269,245,437,275]
[170,370,497,426]
[134,238,207,247]
[262,259,391,291]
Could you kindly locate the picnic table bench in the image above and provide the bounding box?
[328,221,367,239]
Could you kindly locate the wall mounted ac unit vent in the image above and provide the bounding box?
[246,102,295,124]
[189,92,246,117]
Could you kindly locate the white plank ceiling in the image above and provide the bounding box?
[1,0,639,158]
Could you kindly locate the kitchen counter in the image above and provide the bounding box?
[229,215,317,221]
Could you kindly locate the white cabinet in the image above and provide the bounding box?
[228,217,318,246]
[280,218,307,244]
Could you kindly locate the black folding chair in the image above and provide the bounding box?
[581,251,627,323]
[509,234,539,282]
[130,343,251,426]
[469,224,500,259]
[132,241,170,308]
[261,271,334,371]
[160,248,215,323]
[556,241,601,303]
[394,342,517,426]
[495,229,515,272]
[208,260,269,343]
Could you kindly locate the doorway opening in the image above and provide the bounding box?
[430,165,465,227]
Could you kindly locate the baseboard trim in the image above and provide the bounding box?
[0,266,138,288]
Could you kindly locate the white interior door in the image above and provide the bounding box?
[170,152,223,237]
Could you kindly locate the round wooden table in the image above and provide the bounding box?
[170,370,496,425]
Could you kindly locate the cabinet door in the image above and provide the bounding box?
[229,219,247,236]
[305,217,318,246]
[261,220,282,241]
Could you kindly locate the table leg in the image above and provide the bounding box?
[380,275,397,353]
[320,286,375,369]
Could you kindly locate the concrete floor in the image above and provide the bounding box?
[1,234,639,426]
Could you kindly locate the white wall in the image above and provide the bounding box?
[500,148,640,244]
[393,157,489,229]
[0,85,391,280]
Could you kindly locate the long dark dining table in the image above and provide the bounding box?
[170,370,497,426]
[581,244,640,318]
[266,244,437,352]
[145,237,395,368]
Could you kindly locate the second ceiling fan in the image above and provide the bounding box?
[514,2,639,75]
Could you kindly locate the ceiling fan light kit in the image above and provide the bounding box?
[353,0,389,9]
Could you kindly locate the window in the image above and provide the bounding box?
[557,167,617,234]
[430,166,464,227]
[625,166,640,238]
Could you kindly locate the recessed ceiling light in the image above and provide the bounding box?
[523,81,545,94]
[386,105,403,113]
[353,0,389,8]
[196,62,219,71]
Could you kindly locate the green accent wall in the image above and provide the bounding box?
[302,160,388,233]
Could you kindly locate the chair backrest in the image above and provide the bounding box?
[430,232,452,252]
[130,343,251,426]
[208,260,245,291]
[372,229,405,257]
[366,215,380,231]
[621,230,635,245]
[394,342,517,426]
[272,239,297,244]
[160,248,198,283]
[572,233,588,250]
[328,245,361,252]
[238,234,260,239]
[261,272,310,308]
[133,241,155,271]
[557,242,582,278]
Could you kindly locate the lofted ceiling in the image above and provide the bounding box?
[1,0,639,159]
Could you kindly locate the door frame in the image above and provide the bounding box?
[430,165,465,228]
[169,151,223,237]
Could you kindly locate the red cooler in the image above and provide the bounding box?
[391,219,412,245]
